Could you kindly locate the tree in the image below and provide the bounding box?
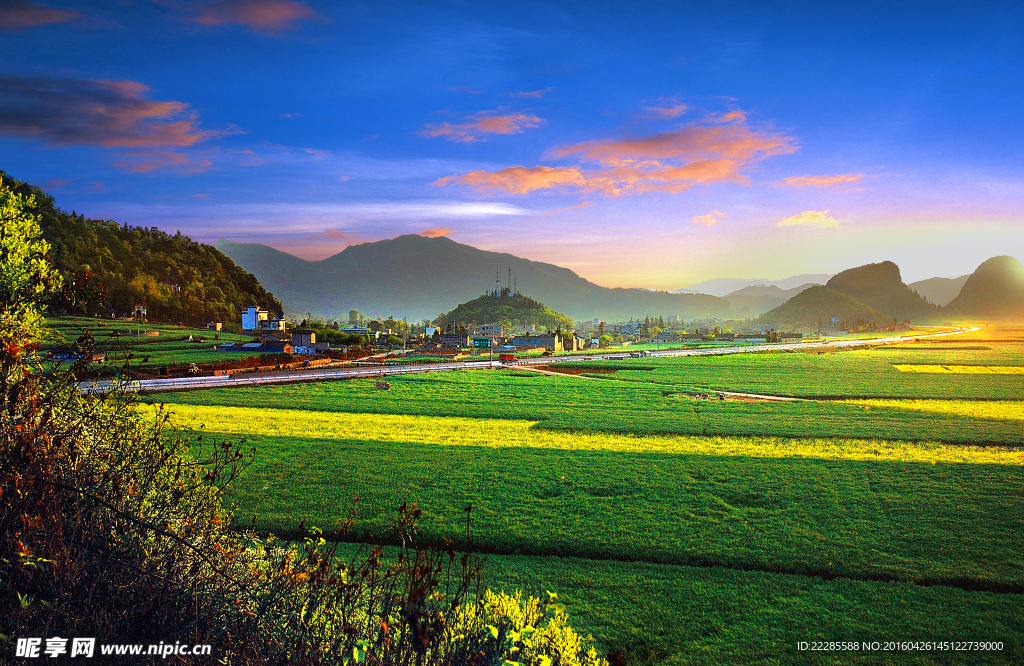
[0,185,62,346]
[0,184,63,414]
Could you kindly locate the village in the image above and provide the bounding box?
[211,299,805,360]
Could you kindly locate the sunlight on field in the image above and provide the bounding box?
[892,364,1024,374]
[846,399,1024,422]
[166,404,1024,465]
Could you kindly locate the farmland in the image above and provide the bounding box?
[161,368,1024,444]
[157,326,1024,664]
[46,316,255,370]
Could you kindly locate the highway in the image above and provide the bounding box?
[78,326,976,395]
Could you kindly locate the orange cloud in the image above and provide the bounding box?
[187,0,324,34]
[776,210,840,228]
[691,210,726,227]
[644,96,688,118]
[421,111,544,143]
[305,229,360,241]
[418,227,455,238]
[436,109,796,196]
[435,166,590,195]
[780,173,865,188]
[0,0,79,32]
[112,150,214,174]
[0,74,240,149]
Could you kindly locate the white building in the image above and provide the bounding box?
[241,305,286,331]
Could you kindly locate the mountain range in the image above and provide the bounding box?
[216,236,733,322]
[760,257,1024,327]
[219,236,1024,326]
[720,283,824,318]
[671,274,832,297]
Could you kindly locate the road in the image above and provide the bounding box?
[78,326,976,395]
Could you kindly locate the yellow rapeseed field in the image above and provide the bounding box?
[846,398,1024,422]
[165,404,1024,466]
[892,364,1024,374]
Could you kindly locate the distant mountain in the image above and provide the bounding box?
[825,261,936,319]
[672,274,831,297]
[758,286,890,329]
[721,283,822,318]
[944,256,1024,317]
[216,236,733,323]
[908,275,969,306]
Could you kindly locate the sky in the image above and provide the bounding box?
[2,0,1023,289]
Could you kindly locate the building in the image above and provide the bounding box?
[206,322,222,332]
[439,333,471,348]
[476,324,505,336]
[241,305,286,331]
[291,329,316,347]
[508,333,562,351]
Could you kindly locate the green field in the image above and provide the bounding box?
[160,367,1024,444]
[158,327,1024,664]
[46,316,270,370]
[332,544,1021,665]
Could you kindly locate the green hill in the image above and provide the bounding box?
[758,286,891,330]
[216,235,733,322]
[437,290,574,330]
[944,256,1024,318]
[825,261,936,319]
[3,169,281,327]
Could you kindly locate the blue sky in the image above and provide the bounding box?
[2,0,1022,288]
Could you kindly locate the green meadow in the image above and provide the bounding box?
[161,367,1024,444]
[46,316,256,369]
[158,328,1024,664]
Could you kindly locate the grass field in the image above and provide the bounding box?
[46,316,271,370]
[157,325,1024,664]
[159,368,1024,444]
[328,543,1020,665]
[169,409,1024,590]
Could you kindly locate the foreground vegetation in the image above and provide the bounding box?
[3,182,606,665]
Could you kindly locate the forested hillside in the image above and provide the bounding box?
[1,170,282,326]
[436,290,575,330]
